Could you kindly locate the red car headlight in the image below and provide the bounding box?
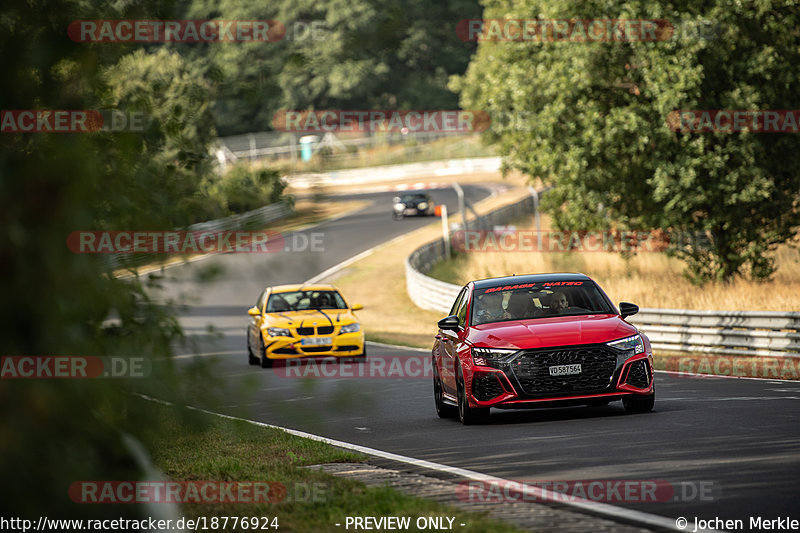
[606,334,645,360]
[471,347,518,366]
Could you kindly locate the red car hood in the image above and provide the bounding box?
[470,314,638,349]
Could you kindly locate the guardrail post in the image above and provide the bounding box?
[248,133,256,160]
[440,204,451,260]
[452,182,468,232]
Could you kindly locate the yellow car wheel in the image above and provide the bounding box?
[258,339,274,368]
[247,338,258,366]
[354,344,367,359]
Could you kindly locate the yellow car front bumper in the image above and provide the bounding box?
[263,331,365,360]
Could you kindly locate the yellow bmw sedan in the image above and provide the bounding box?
[246,284,365,367]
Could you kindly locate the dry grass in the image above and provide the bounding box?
[433,213,800,312]
[331,184,533,348]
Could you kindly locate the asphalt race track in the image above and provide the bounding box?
[156,184,489,324]
[157,184,800,531]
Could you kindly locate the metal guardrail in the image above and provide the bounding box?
[287,157,502,188]
[630,309,800,357]
[406,241,463,312]
[187,202,292,233]
[405,197,800,358]
[107,201,293,271]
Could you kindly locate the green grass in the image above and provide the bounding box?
[143,403,526,532]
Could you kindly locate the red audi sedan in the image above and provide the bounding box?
[432,273,655,424]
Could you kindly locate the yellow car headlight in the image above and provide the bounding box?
[339,323,361,334]
[267,327,292,337]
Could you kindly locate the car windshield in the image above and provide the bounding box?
[471,281,614,325]
[266,290,347,312]
[401,193,428,202]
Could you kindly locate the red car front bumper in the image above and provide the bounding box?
[465,352,655,409]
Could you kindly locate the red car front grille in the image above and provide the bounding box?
[509,346,617,396]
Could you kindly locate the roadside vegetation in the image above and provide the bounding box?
[427,215,800,312]
[454,0,800,284]
[196,164,290,222]
[144,402,525,533]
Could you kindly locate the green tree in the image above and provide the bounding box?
[454,0,800,282]
[183,0,482,136]
[102,47,219,226]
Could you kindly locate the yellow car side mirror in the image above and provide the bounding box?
[351,304,364,311]
[247,306,261,316]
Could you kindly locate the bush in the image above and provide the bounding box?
[210,164,289,215]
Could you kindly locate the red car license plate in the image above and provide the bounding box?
[549,364,581,376]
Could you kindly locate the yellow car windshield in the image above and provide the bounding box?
[266,290,347,312]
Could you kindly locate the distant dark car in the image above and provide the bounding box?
[392,192,436,219]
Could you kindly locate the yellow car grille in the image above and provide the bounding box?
[296,326,335,335]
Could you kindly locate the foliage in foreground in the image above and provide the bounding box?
[144,404,525,533]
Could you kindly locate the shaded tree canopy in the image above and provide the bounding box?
[454,0,800,282]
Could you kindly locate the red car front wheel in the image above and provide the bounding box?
[457,366,489,425]
[433,362,457,419]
